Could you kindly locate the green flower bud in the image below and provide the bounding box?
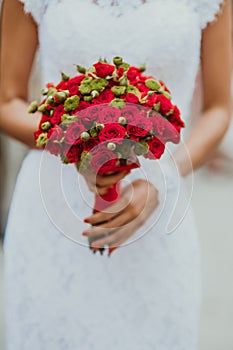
[80,132,90,142]
[107,142,117,151]
[28,101,38,113]
[82,77,93,84]
[134,140,149,156]
[91,78,108,92]
[83,95,93,102]
[113,56,123,66]
[110,98,126,109]
[80,85,92,95]
[55,91,68,102]
[166,109,175,117]
[145,79,161,91]
[76,65,87,74]
[61,114,78,124]
[38,104,48,113]
[36,133,48,148]
[41,88,49,96]
[111,85,126,97]
[64,95,80,112]
[41,121,51,131]
[95,123,105,131]
[139,64,146,72]
[91,90,99,98]
[118,116,127,125]
[61,72,70,81]
[90,128,98,138]
[119,62,130,70]
[126,85,139,95]
[119,76,129,87]
[153,102,161,112]
[47,87,57,97]
[50,109,54,117]
[46,95,54,104]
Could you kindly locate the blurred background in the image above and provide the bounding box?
[1,2,233,350]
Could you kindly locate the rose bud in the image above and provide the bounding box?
[64,95,80,112]
[91,90,99,98]
[55,91,69,102]
[41,121,51,131]
[61,72,70,81]
[76,65,86,74]
[90,128,98,137]
[95,123,105,131]
[80,132,91,142]
[139,64,146,72]
[113,56,123,67]
[145,79,161,91]
[36,133,48,147]
[50,109,54,117]
[83,95,92,102]
[107,142,116,151]
[28,101,38,113]
[47,87,57,96]
[41,88,49,96]
[46,95,54,104]
[118,116,127,125]
[38,104,47,113]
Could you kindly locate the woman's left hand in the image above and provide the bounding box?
[83,179,159,254]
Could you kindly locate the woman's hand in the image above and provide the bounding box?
[82,170,130,195]
[82,179,159,254]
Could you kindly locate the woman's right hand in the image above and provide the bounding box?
[81,171,130,196]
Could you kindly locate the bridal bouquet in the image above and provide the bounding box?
[29,57,184,254]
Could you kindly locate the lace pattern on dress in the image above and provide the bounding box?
[196,0,225,29]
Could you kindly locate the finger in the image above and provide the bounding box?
[84,192,130,225]
[84,210,132,238]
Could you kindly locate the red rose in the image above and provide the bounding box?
[51,104,65,125]
[93,62,115,78]
[90,148,118,175]
[83,137,100,152]
[156,94,174,115]
[74,105,103,127]
[73,101,92,112]
[159,80,171,93]
[126,66,141,81]
[121,105,140,124]
[151,114,180,144]
[145,137,165,159]
[93,89,114,104]
[98,123,126,142]
[116,67,125,78]
[137,83,150,94]
[145,94,158,108]
[56,81,69,90]
[46,83,55,89]
[127,117,152,138]
[124,93,139,104]
[65,122,86,145]
[47,126,63,141]
[68,75,86,86]
[169,106,185,133]
[64,144,83,163]
[46,141,62,156]
[99,106,121,124]
[68,85,80,96]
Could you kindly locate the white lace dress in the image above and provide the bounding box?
[4,1,224,349]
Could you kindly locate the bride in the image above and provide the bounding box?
[0,0,231,349]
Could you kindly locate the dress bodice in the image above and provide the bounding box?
[20,0,223,122]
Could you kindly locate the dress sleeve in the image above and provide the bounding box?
[197,0,225,30]
[19,0,47,25]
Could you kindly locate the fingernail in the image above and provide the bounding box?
[108,247,117,256]
[84,218,89,223]
[82,232,88,236]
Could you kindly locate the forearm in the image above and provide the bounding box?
[173,106,231,177]
[0,98,40,148]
